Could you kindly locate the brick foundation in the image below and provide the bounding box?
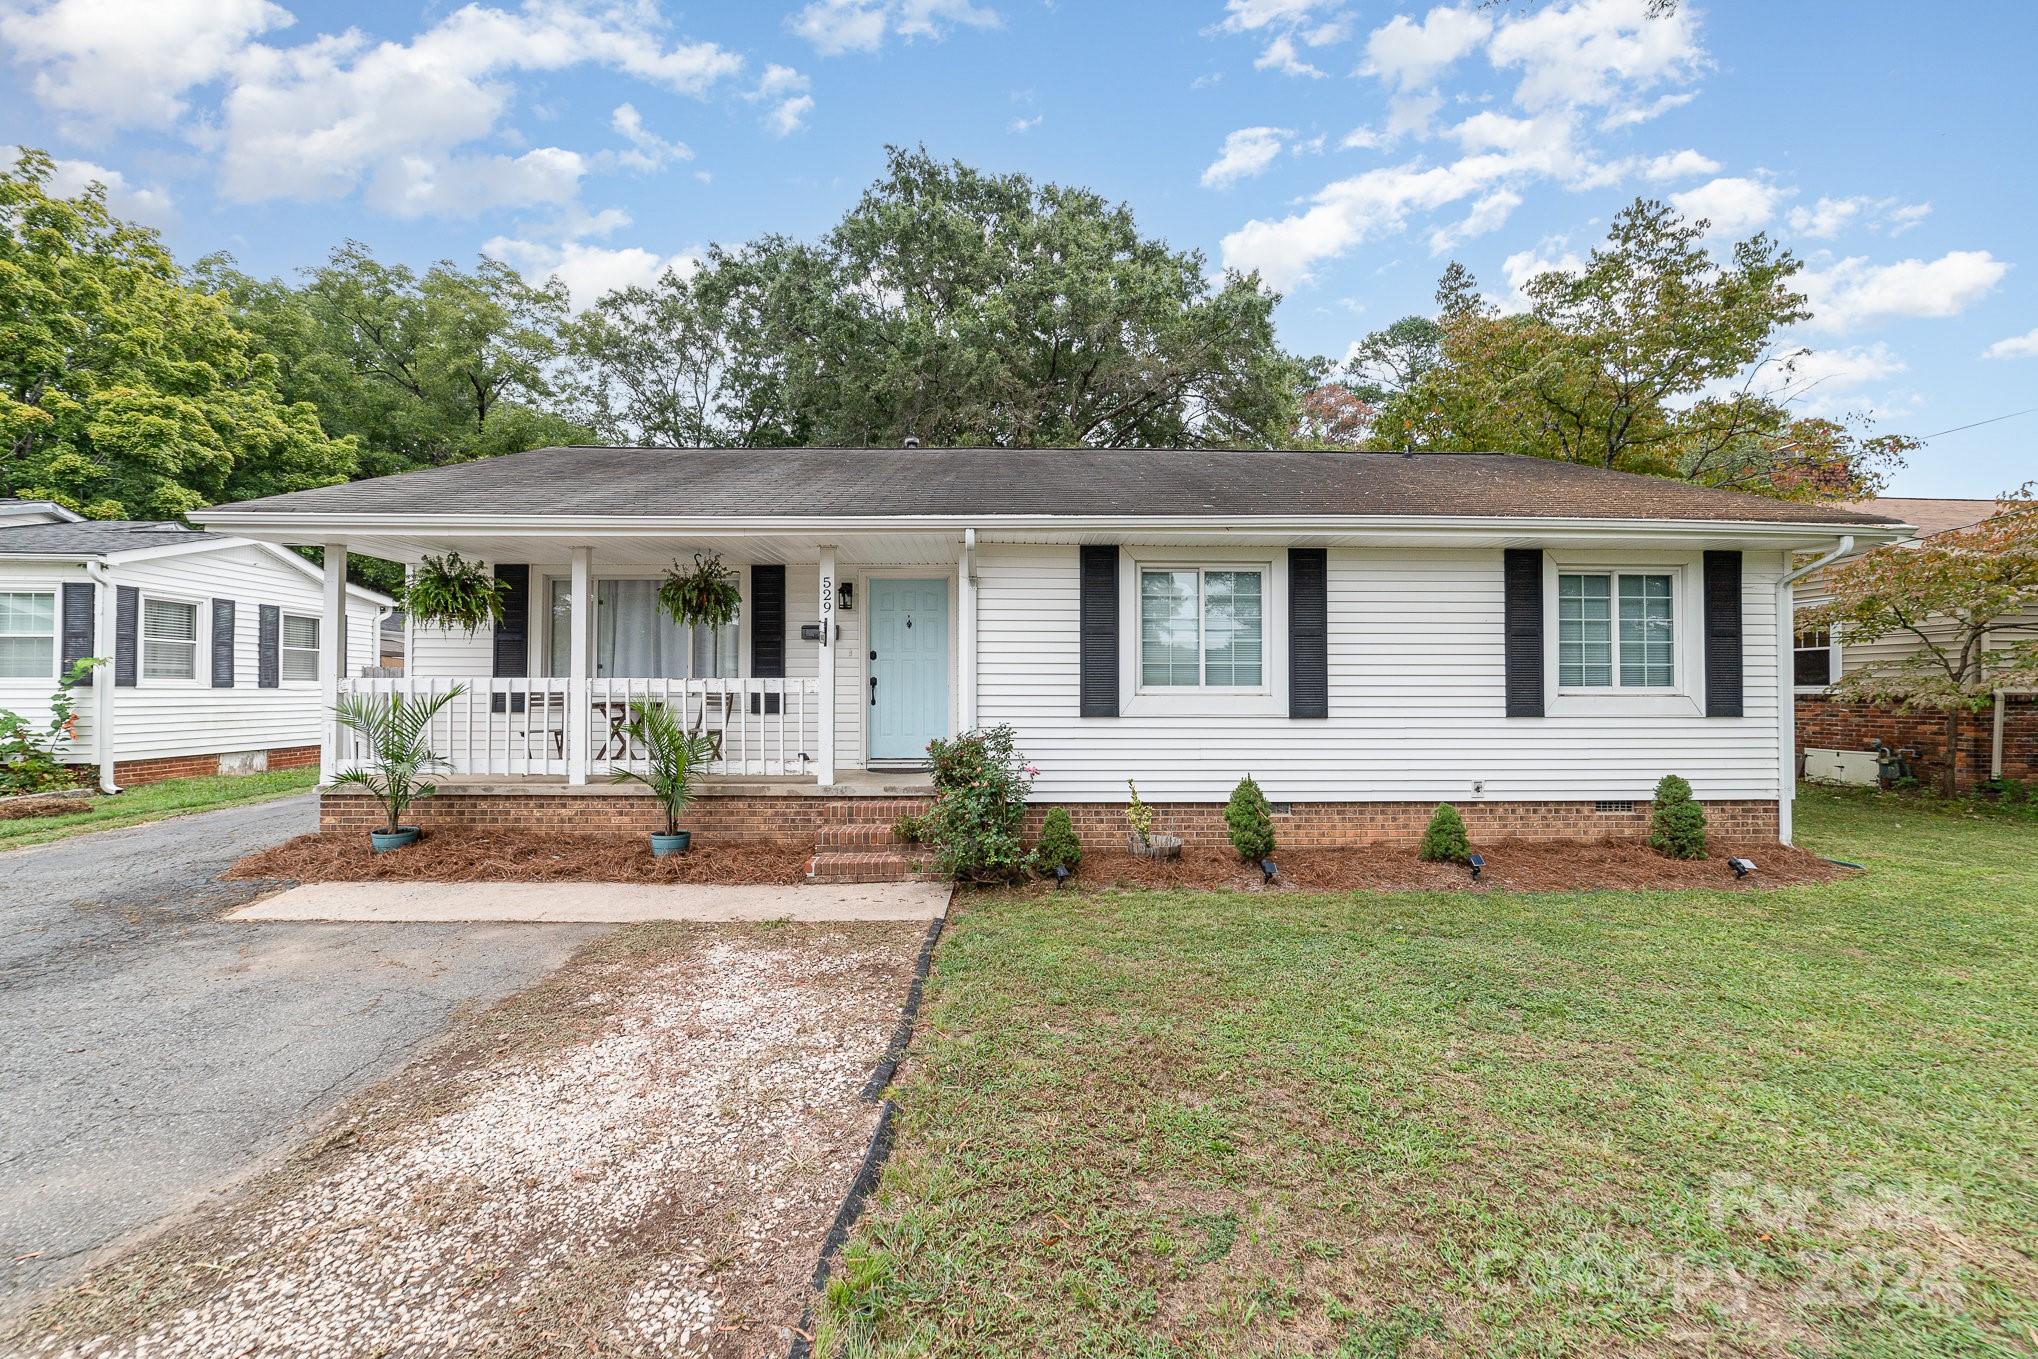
[320,788,1780,845]
[105,744,321,787]
[1025,798,1779,848]
[1796,697,2037,794]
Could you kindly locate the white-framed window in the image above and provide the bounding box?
[281,613,320,682]
[1794,625,1838,689]
[141,596,200,682]
[1557,571,1675,689]
[545,577,740,678]
[0,590,57,680]
[1137,565,1266,690]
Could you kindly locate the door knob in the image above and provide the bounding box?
[869,675,878,705]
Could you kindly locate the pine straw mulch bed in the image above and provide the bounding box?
[0,794,95,821]
[1050,837,1850,894]
[223,830,815,885]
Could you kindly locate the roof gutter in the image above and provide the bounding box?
[1776,535,1857,846]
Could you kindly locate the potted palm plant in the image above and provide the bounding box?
[616,700,718,855]
[331,684,465,852]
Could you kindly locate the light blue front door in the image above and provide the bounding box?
[868,578,949,763]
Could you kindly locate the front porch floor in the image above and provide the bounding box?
[399,768,935,799]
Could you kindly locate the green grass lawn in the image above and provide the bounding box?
[821,787,2038,1358]
[0,767,317,850]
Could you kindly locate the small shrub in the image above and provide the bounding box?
[1034,806,1082,874]
[923,725,1036,882]
[1125,779,1155,846]
[0,658,100,794]
[1649,773,1708,860]
[1224,775,1276,861]
[1418,803,1471,863]
[892,812,925,843]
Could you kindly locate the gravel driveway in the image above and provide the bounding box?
[0,795,601,1311]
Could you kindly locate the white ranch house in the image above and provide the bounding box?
[0,498,389,790]
[193,446,1907,872]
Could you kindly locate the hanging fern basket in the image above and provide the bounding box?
[659,553,742,628]
[401,551,507,635]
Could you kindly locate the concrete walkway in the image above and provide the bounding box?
[230,879,953,924]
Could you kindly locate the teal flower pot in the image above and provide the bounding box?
[650,830,692,857]
[370,826,421,854]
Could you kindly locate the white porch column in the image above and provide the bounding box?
[567,546,592,784]
[320,542,349,783]
[816,545,837,786]
[958,528,978,731]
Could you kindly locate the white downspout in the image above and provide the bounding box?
[1776,535,1854,845]
[84,560,119,795]
[959,528,978,732]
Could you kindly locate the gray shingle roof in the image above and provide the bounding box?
[204,446,1907,527]
[0,519,229,556]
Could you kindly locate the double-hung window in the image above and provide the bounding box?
[142,597,200,681]
[281,614,320,682]
[1557,572,1674,689]
[1794,625,1836,688]
[0,591,56,679]
[546,578,740,678]
[1138,566,1264,689]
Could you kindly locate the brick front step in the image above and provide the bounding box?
[815,822,915,849]
[820,797,932,824]
[806,848,936,883]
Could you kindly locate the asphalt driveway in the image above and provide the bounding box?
[0,795,601,1312]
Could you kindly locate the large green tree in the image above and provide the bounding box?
[1,150,355,518]
[1351,199,1914,500]
[203,244,591,477]
[566,147,1315,448]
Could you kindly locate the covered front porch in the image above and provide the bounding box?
[307,526,977,787]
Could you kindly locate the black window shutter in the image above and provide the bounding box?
[1703,549,1744,717]
[491,564,530,714]
[61,582,95,684]
[750,564,786,678]
[211,599,236,688]
[1288,548,1328,719]
[258,605,281,688]
[114,585,139,688]
[1078,545,1119,718]
[1502,548,1544,718]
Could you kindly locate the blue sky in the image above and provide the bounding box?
[3,0,2033,496]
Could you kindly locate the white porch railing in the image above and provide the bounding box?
[332,676,823,780]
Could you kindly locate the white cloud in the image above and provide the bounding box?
[1217,0,1331,32]
[1487,0,1705,116]
[1501,244,1585,306]
[747,64,814,136]
[1254,33,1324,77]
[1802,250,2011,332]
[1643,148,1718,180]
[1340,125,1381,150]
[1770,342,1907,414]
[609,104,689,171]
[1202,126,1290,189]
[1358,6,1492,89]
[19,147,176,224]
[1428,188,1521,254]
[484,231,701,310]
[1384,89,1443,141]
[1786,194,1933,239]
[0,0,290,132]
[790,0,998,56]
[1670,175,1786,237]
[1008,113,1042,133]
[1983,327,2038,360]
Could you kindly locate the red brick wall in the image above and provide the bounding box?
[1796,697,2036,793]
[1024,798,1780,848]
[108,744,320,787]
[319,790,840,837]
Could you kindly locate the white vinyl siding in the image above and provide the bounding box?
[282,613,320,682]
[141,597,199,681]
[977,543,1786,804]
[0,590,56,679]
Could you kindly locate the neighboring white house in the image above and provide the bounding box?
[193,446,1908,855]
[0,499,390,790]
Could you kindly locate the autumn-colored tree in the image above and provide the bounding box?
[1354,198,1915,501]
[1802,485,2038,793]
[1292,383,1376,448]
